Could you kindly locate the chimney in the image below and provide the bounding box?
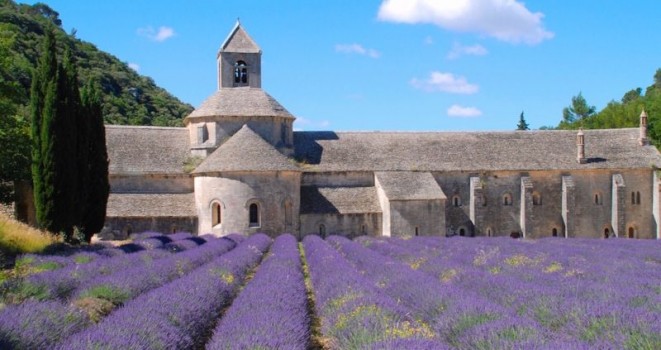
[577,128,586,164]
[639,109,649,146]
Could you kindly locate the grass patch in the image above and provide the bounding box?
[0,212,60,257]
[79,285,131,306]
[299,242,330,350]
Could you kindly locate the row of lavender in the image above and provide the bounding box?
[0,233,244,348]
[1,232,659,349]
[355,236,661,349]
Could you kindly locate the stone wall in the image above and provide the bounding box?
[302,171,374,187]
[194,171,300,237]
[388,199,445,237]
[110,174,193,193]
[101,216,198,240]
[300,212,381,238]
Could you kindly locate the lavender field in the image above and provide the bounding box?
[0,233,659,349]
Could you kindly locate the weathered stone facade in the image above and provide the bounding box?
[102,22,661,240]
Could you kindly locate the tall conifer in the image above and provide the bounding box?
[81,81,109,240]
[30,29,57,230]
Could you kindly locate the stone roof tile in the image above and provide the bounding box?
[185,88,294,121]
[106,125,190,175]
[220,22,260,53]
[294,128,661,172]
[106,193,196,218]
[376,171,446,200]
[193,125,299,173]
[300,186,382,214]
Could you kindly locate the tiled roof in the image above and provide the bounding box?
[106,125,190,175]
[185,88,294,121]
[300,186,382,214]
[294,128,661,172]
[376,172,446,200]
[106,193,196,218]
[193,125,299,174]
[220,22,260,53]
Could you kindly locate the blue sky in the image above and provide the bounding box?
[21,0,661,131]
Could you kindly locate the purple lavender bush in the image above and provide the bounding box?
[206,234,310,349]
[302,235,440,349]
[56,234,272,350]
[73,236,237,306]
[0,300,91,349]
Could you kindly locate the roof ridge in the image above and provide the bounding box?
[193,124,298,173]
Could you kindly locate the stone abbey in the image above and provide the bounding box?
[103,22,661,240]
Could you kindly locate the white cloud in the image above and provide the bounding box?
[411,71,478,94]
[447,42,488,59]
[128,62,140,72]
[447,104,482,117]
[424,36,434,45]
[137,26,175,42]
[378,0,554,45]
[335,43,381,58]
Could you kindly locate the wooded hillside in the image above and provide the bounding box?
[0,0,193,127]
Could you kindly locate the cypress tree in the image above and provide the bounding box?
[54,48,80,241]
[30,29,58,231]
[31,31,80,240]
[81,81,109,241]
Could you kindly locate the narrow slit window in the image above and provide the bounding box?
[249,203,260,227]
[212,202,222,226]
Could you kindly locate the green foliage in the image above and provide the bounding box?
[560,92,596,127]
[1,0,192,206]
[81,81,109,239]
[556,69,661,145]
[0,1,192,127]
[516,111,529,130]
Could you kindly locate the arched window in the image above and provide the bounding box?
[637,191,641,205]
[486,228,492,237]
[503,193,512,206]
[604,228,610,238]
[482,195,487,207]
[415,226,419,236]
[452,195,461,207]
[552,228,558,237]
[171,225,178,234]
[628,227,635,238]
[594,193,603,205]
[533,192,542,205]
[234,61,248,84]
[319,224,326,238]
[212,202,222,227]
[249,203,260,227]
[361,225,366,234]
[459,228,466,236]
[284,199,292,226]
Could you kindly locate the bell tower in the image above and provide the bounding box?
[217,20,262,89]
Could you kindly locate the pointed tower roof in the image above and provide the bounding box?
[219,21,261,54]
[193,125,298,174]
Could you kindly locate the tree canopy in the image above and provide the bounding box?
[0,0,192,205]
[516,111,529,130]
[556,69,661,145]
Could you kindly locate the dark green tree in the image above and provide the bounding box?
[516,111,529,130]
[31,30,80,240]
[81,81,109,241]
[30,28,57,230]
[561,92,596,126]
[622,88,642,104]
